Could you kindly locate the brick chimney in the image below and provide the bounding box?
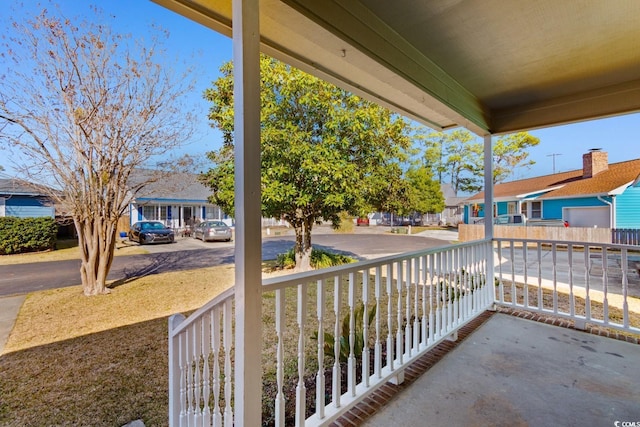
[583,149,608,178]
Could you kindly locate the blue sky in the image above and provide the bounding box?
[2,1,639,181]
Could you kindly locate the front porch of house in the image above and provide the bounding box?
[152,0,640,425]
[168,237,640,426]
[355,309,640,427]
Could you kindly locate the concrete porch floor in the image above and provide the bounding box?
[334,311,640,427]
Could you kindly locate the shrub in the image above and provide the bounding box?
[275,248,356,270]
[311,302,376,363]
[0,217,58,255]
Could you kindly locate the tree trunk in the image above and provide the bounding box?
[75,217,118,296]
[293,217,313,272]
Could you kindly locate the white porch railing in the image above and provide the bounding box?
[168,239,494,426]
[493,238,640,334]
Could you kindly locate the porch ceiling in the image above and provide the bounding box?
[153,0,640,136]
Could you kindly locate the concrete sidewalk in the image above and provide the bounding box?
[0,294,25,355]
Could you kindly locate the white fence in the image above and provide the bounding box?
[494,238,640,333]
[168,239,494,426]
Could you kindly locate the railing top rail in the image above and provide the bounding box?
[169,286,235,337]
[493,237,640,251]
[170,238,493,334]
[262,238,491,292]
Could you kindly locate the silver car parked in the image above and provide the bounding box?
[193,220,233,242]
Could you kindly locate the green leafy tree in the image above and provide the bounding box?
[491,132,540,183]
[419,129,539,193]
[0,6,195,295]
[405,166,445,215]
[202,55,410,271]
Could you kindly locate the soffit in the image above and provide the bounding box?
[154,0,640,135]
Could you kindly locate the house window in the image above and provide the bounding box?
[520,202,527,214]
[142,205,157,220]
[531,201,542,218]
[205,206,222,220]
[507,202,517,214]
[159,206,168,222]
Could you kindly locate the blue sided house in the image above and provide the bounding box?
[0,178,55,218]
[464,150,640,228]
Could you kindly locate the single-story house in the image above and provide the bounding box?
[0,178,55,218]
[463,150,640,228]
[127,172,230,230]
[422,183,465,225]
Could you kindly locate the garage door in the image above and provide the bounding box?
[564,207,610,228]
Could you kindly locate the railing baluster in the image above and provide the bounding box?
[347,272,356,397]
[584,246,592,322]
[396,261,404,366]
[509,240,516,307]
[332,275,341,409]
[435,252,442,338]
[568,244,575,317]
[188,324,195,425]
[497,241,504,303]
[315,280,325,421]
[194,321,202,425]
[362,269,370,388]
[275,289,286,426]
[374,266,382,378]
[537,243,543,312]
[296,283,307,427]
[552,243,558,313]
[428,254,435,346]
[449,249,462,326]
[420,256,428,349]
[602,247,609,325]
[386,263,394,372]
[405,259,412,358]
[211,307,221,427]
[202,312,211,427]
[223,300,233,427]
[522,241,529,309]
[622,248,630,329]
[413,257,420,351]
[179,328,188,426]
[473,243,480,310]
[446,249,453,330]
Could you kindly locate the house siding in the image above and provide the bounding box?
[4,196,54,218]
[496,201,509,216]
[542,197,607,219]
[616,186,640,228]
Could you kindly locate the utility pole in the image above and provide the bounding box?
[547,153,562,174]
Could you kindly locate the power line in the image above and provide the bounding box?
[547,153,562,174]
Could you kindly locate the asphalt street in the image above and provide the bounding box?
[0,232,453,297]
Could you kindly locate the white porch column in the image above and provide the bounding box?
[233,0,262,425]
[483,134,494,239]
[483,134,495,306]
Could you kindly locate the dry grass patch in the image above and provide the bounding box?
[0,239,147,266]
[0,265,236,426]
[4,265,235,352]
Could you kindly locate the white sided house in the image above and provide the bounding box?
[127,172,230,231]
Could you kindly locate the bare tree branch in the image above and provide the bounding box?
[0,5,197,295]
